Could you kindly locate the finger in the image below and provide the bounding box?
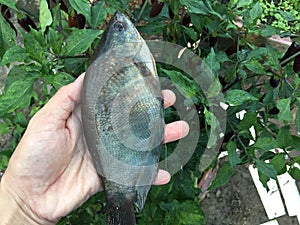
[153,169,171,185]
[162,89,176,108]
[39,73,85,122]
[164,121,189,143]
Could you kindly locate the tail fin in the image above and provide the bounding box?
[105,190,136,225]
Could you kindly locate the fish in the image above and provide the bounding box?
[81,11,164,225]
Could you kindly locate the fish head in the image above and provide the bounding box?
[93,11,143,59]
[108,11,140,45]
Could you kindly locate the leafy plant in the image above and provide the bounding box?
[0,0,300,224]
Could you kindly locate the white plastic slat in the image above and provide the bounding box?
[248,165,286,219]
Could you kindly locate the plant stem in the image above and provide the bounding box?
[280,50,300,67]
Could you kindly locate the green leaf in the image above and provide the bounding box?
[46,28,63,55]
[183,27,198,42]
[270,154,286,175]
[244,59,266,74]
[161,69,200,99]
[259,25,279,38]
[0,152,10,170]
[160,200,205,225]
[237,111,257,131]
[180,0,209,15]
[277,98,292,121]
[236,0,253,9]
[207,79,222,99]
[227,141,242,168]
[258,170,270,190]
[69,0,91,26]
[23,30,46,64]
[209,162,234,189]
[291,135,300,152]
[225,89,257,106]
[253,137,277,151]
[0,78,35,117]
[0,46,28,65]
[277,126,293,149]
[204,48,220,78]
[138,21,168,35]
[0,0,17,11]
[52,72,75,89]
[91,1,106,29]
[254,159,277,179]
[169,0,179,14]
[288,166,300,180]
[64,29,102,56]
[0,14,16,59]
[249,2,263,23]
[39,0,53,33]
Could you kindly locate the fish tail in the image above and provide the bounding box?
[106,191,136,225]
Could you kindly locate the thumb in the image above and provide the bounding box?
[38,73,85,123]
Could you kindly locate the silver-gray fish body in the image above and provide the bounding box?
[81,11,164,225]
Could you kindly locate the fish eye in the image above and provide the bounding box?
[113,21,125,32]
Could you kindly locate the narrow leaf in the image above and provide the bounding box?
[209,162,234,190]
[39,0,53,33]
[0,14,16,59]
[249,2,263,23]
[297,103,300,133]
[64,29,102,56]
[204,48,220,78]
[69,0,91,26]
[91,1,106,29]
[227,141,242,168]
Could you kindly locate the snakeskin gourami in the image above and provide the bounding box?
[81,11,164,225]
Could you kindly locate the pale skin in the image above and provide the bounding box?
[0,73,189,225]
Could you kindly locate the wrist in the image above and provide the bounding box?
[0,178,55,225]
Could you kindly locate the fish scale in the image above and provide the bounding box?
[81,11,164,225]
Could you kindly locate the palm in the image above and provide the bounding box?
[1,75,189,223]
[4,104,101,221]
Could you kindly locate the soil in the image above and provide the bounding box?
[201,162,299,225]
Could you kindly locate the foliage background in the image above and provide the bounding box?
[0,0,300,224]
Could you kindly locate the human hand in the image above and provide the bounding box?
[0,73,189,225]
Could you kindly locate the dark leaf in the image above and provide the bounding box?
[227,141,242,168]
[277,126,293,149]
[209,162,234,190]
[270,154,286,175]
[254,159,277,179]
[288,166,300,180]
[253,137,277,152]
